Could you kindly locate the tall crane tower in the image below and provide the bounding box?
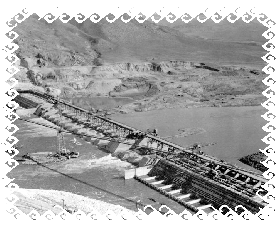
[56,97,68,155]
[57,130,67,154]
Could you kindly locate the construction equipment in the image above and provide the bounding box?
[16,99,79,164]
[50,97,79,159]
[56,97,69,156]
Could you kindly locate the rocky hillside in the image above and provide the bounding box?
[157,17,266,43]
[13,14,267,113]
[14,14,267,69]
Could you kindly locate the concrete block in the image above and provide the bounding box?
[159,184,173,190]
[63,123,75,130]
[145,176,156,181]
[72,126,84,133]
[44,113,57,119]
[135,166,152,177]
[76,128,88,135]
[124,169,136,180]
[168,189,182,195]
[177,194,191,200]
[102,141,120,153]
[149,143,158,149]
[151,180,164,185]
[186,198,201,205]
[59,120,71,127]
[91,133,104,144]
[197,204,213,210]
[124,166,152,180]
[49,116,61,123]
[137,138,149,147]
[97,139,110,146]
[124,139,136,145]
[137,156,152,167]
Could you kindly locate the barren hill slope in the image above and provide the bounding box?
[69,17,267,66]
[14,14,267,67]
[157,18,266,43]
[13,14,267,113]
[14,14,103,68]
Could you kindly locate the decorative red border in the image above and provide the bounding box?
[1,2,277,224]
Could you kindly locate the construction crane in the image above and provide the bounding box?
[53,96,80,159]
[56,96,68,156]
[57,125,68,155]
[16,92,79,164]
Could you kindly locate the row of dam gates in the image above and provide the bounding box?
[14,89,268,214]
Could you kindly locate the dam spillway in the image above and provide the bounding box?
[14,89,268,213]
[136,159,266,213]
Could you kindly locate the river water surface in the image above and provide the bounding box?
[111,106,267,170]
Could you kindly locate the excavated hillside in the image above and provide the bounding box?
[13,14,267,113]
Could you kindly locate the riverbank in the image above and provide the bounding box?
[13,188,136,215]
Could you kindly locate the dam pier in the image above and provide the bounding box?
[14,89,268,214]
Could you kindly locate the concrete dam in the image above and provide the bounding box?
[136,159,266,213]
[14,89,268,214]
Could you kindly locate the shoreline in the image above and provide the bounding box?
[13,188,136,216]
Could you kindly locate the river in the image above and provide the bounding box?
[111,105,267,171]
[9,105,267,214]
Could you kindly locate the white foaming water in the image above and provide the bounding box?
[90,154,134,170]
[53,154,134,175]
[18,146,134,177]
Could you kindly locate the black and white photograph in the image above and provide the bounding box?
[2,1,277,221]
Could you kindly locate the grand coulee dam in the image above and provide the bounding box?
[10,88,268,215]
